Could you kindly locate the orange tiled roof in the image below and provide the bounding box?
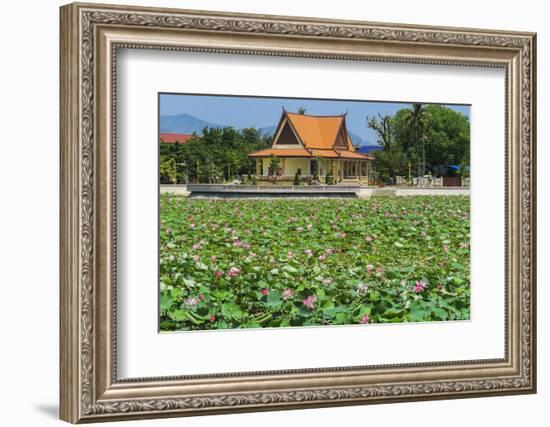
[248,148,373,160]
[284,112,353,150]
[160,133,194,144]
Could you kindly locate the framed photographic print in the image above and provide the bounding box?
[60,2,537,423]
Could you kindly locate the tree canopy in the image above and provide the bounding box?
[160,127,272,183]
[368,104,470,182]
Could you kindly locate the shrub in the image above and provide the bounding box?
[293,171,301,186]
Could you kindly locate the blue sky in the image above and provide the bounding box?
[160,93,470,145]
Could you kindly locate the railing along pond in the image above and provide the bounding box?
[186,184,360,193]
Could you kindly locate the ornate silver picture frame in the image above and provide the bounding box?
[60,2,536,423]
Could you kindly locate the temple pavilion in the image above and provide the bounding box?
[248,110,374,184]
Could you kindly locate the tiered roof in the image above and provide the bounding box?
[248,111,373,160]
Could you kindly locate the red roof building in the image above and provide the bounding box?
[159,133,194,144]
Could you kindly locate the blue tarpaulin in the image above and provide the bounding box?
[446,164,470,172]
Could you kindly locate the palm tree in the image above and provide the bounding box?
[298,106,307,115]
[405,103,428,176]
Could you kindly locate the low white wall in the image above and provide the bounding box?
[358,187,471,198]
[395,188,470,196]
[161,185,470,198]
[160,185,189,195]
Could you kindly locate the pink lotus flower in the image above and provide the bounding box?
[325,248,334,255]
[192,243,201,250]
[214,270,224,278]
[360,314,370,324]
[211,255,217,262]
[282,288,293,299]
[318,254,327,261]
[184,297,198,308]
[192,255,200,262]
[287,251,294,259]
[233,240,242,248]
[302,295,317,310]
[189,223,196,229]
[376,266,384,274]
[414,281,427,292]
[209,315,216,322]
[243,242,251,249]
[459,242,469,249]
[227,267,240,277]
[304,249,313,257]
[366,264,374,273]
[249,252,257,258]
[261,288,269,296]
[365,235,373,242]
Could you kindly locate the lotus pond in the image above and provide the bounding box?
[160,195,470,331]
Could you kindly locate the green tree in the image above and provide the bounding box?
[366,114,394,150]
[267,155,281,182]
[422,105,470,167]
[403,103,428,176]
[159,126,271,183]
[369,104,470,183]
[367,114,404,181]
[372,147,407,183]
[392,104,470,175]
[159,157,177,184]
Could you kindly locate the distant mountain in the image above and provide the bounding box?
[348,131,365,147]
[357,145,383,154]
[160,113,227,135]
[258,125,277,136]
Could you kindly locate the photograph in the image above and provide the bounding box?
[158,94,472,332]
[57,3,536,422]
